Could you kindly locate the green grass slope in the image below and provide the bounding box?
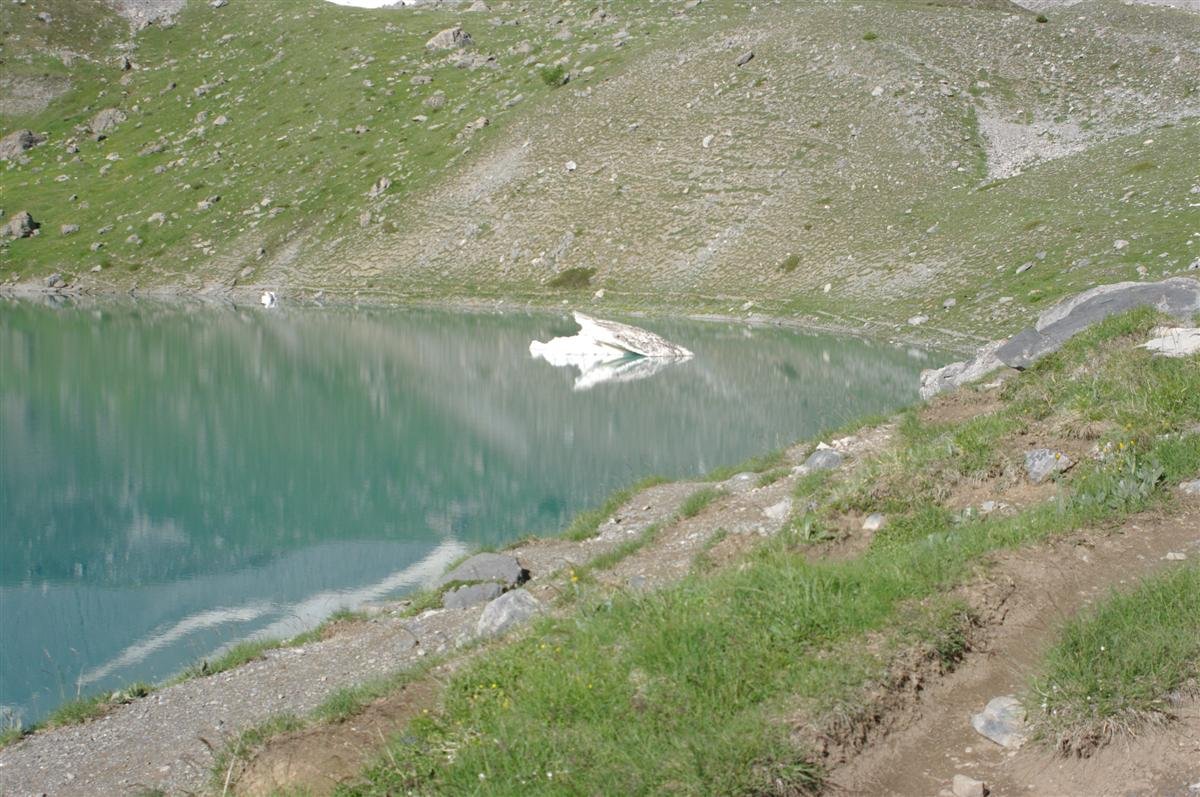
[2,0,1198,338]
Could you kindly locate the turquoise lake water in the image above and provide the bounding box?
[0,300,942,724]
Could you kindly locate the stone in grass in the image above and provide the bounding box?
[1024,449,1073,484]
[443,582,503,610]
[1180,479,1200,496]
[971,695,1028,749]
[437,552,528,588]
[3,211,39,239]
[862,513,886,532]
[952,774,988,797]
[804,447,843,471]
[476,589,542,637]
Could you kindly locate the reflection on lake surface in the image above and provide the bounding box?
[0,300,944,723]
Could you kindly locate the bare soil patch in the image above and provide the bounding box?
[828,497,1200,796]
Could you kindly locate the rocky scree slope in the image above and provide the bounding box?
[1,0,1198,339]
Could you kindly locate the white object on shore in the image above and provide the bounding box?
[1139,326,1200,358]
[260,291,278,308]
[530,312,692,390]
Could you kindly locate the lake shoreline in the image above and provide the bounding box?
[0,282,985,356]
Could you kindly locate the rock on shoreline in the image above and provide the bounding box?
[921,278,1200,399]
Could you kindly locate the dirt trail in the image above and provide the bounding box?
[829,495,1200,797]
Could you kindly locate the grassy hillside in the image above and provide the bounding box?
[2,0,1199,338]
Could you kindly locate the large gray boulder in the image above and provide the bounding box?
[0,129,45,161]
[426,26,473,50]
[437,552,527,588]
[995,278,1200,369]
[443,582,503,610]
[89,108,127,140]
[2,211,39,239]
[476,589,543,637]
[919,340,1007,400]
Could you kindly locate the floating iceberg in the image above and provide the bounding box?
[530,312,692,390]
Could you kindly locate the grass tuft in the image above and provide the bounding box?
[679,486,724,519]
[1029,564,1200,756]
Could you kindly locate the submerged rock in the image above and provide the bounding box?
[437,552,527,588]
[476,588,542,637]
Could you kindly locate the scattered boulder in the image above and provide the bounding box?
[426,26,473,50]
[1024,449,1073,484]
[443,582,503,610]
[148,212,167,225]
[424,91,446,110]
[45,273,65,289]
[908,314,930,326]
[366,176,391,198]
[1139,327,1200,358]
[2,211,39,239]
[468,0,490,10]
[437,552,528,588]
[862,513,886,532]
[1179,480,1200,496]
[804,447,843,471]
[734,51,754,66]
[0,129,46,161]
[476,588,542,637]
[952,774,988,797]
[60,224,79,236]
[410,75,433,85]
[995,278,1200,369]
[88,108,127,140]
[458,116,489,140]
[971,695,1028,748]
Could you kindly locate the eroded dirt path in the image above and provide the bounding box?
[829,495,1200,797]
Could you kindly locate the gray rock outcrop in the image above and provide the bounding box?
[995,278,1200,369]
[437,552,527,588]
[476,588,543,637]
[919,340,1007,400]
[426,27,473,50]
[89,108,127,140]
[0,129,46,161]
[921,278,1200,399]
[2,211,39,239]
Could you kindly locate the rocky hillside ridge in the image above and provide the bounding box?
[2,0,1199,340]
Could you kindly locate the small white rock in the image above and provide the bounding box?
[952,774,988,797]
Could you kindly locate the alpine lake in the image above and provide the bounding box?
[0,299,947,724]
